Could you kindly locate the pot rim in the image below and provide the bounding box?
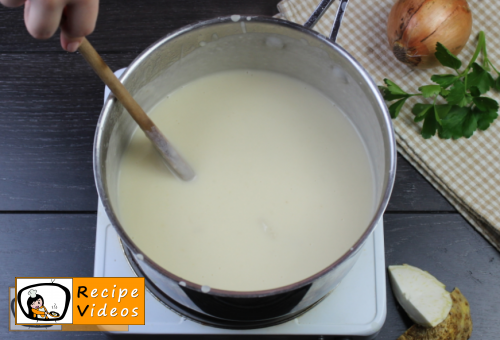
[93,14,397,298]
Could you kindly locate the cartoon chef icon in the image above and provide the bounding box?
[27,289,49,320]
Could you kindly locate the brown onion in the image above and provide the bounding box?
[387,0,473,69]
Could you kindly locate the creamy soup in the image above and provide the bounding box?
[118,69,374,292]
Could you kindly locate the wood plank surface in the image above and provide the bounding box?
[0,53,136,211]
[0,0,281,53]
[1,213,497,339]
[381,213,500,340]
[388,155,455,212]
[0,214,96,338]
[0,0,497,339]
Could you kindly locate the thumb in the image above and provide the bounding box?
[60,32,82,52]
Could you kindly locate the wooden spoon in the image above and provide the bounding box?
[78,38,196,181]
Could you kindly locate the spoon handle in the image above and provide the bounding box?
[78,38,196,181]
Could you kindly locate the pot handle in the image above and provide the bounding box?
[303,0,349,43]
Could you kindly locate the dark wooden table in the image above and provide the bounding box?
[1,1,499,339]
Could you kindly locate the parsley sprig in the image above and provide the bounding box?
[379,31,500,139]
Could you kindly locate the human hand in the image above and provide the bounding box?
[0,0,99,52]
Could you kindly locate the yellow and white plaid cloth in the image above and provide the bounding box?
[276,0,500,251]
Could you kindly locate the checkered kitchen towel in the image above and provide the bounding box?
[276,0,500,252]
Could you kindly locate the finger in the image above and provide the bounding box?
[0,0,25,8]
[60,0,98,52]
[24,0,65,39]
[61,0,98,37]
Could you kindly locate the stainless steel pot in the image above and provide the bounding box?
[94,0,396,329]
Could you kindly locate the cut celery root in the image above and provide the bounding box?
[389,264,452,327]
[398,288,472,340]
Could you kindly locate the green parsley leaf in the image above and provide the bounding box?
[389,98,408,119]
[495,76,500,91]
[475,107,499,131]
[412,103,433,122]
[463,111,478,138]
[465,93,473,105]
[379,79,412,101]
[469,87,481,98]
[435,104,452,123]
[441,106,469,127]
[472,96,499,112]
[467,63,493,94]
[384,79,408,95]
[431,74,458,88]
[446,80,467,106]
[440,88,451,97]
[438,125,452,139]
[441,106,470,140]
[419,85,441,98]
[435,42,462,70]
[421,106,439,139]
[379,87,409,101]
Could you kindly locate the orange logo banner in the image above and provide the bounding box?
[72,278,145,325]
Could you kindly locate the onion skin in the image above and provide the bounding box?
[387,0,473,69]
